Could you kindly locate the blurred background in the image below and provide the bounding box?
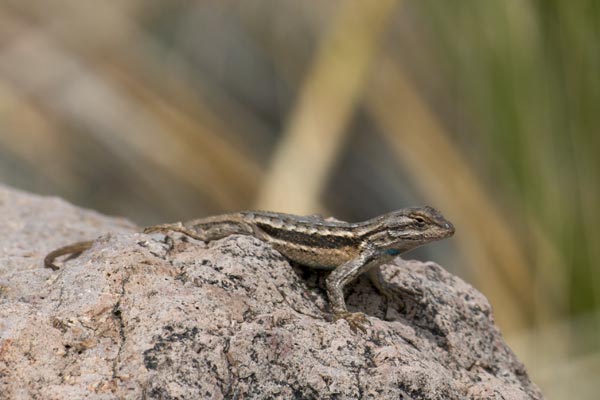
[0,1,598,397]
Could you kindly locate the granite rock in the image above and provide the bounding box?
[0,184,543,399]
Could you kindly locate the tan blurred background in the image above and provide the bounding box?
[1,1,598,397]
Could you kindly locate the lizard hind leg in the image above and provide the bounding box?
[143,223,207,241]
[143,218,255,243]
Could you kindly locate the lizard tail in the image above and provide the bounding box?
[44,240,94,270]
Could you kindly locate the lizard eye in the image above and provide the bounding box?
[414,216,426,228]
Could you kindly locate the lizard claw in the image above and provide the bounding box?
[334,311,370,333]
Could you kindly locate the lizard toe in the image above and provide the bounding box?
[334,311,370,333]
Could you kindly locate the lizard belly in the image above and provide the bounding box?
[271,243,358,270]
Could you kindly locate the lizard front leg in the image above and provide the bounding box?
[325,245,378,332]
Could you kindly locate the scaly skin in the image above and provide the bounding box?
[46,206,455,332]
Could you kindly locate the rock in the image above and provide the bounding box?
[0,184,543,399]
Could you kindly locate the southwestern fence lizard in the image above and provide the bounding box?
[44,206,454,331]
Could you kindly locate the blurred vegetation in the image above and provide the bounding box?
[0,1,598,397]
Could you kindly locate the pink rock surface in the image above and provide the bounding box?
[0,184,543,399]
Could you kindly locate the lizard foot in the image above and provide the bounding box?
[334,311,370,333]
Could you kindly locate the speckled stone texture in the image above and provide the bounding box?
[0,184,543,399]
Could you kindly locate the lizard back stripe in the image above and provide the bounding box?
[255,222,358,249]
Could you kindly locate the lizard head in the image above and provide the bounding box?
[367,206,455,253]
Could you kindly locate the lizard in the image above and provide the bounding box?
[44,206,455,332]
